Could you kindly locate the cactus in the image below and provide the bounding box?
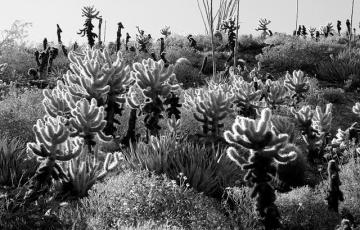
[225,108,296,230]
[66,49,133,136]
[221,17,239,62]
[28,38,59,80]
[25,116,83,202]
[163,92,181,119]
[42,82,72,118]
[136,26,152,53]
[309,27,316,38]
[160,26,171,38]
[116,22,124,51]
[232,77,261,118]
[337,20,342,36]
[256,18,272,38]
[271,115,295,143]
[264,80,288,109]
[69,98,112,153]
[132,58,180,138]
[77,6,101,48]
[291,106,324,163]
[326,160,344,212]
[313,103,333,134]
[284,70,310,103]
[56,24,68,56]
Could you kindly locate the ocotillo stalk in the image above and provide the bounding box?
[104,20,107,43]
[210,0,216,77]
[98,17,103,44]
[295,0,299,35]
[349,0,355,55]
[234,0,240,68]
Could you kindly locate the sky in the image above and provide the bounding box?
[0,0,359,45]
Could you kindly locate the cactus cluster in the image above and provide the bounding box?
[185,86,233,138]
[231,77,261,118]
[130,58,181,138]
[25,116,83,202]
[264,80,288,109]
[28,38,59,81]
[284,70,310,103]
[291,103,333,163]
[64,49,133,136]
[225,108,297,230]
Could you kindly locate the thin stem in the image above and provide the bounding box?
[234,0,240,68]
[210,0,216,77]
[197,0,209,34]
[295,0,299,34]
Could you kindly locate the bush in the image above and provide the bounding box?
[277,185,340,229]
[0,87,44,142]
[122,135,244,200]
[78,169,231,229]
[340,157,360,222]
[256,37,343,74]
[0,137,37,187]
[322,88,347,104]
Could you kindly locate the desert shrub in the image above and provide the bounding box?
[316,51,360,85]
[0,137,37,187]
[238,34,264,50]
[0,87,44,142]
[223,186,262,229]
[340,156,360,221]
[322,87,347,104]
[277,185,341,229]
[257,38,343,74]
[166,46,204,69]
[173,62,205,88]
[78,169,231,229]
[122,134,244,199]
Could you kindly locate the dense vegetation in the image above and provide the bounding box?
[2,4,360,230]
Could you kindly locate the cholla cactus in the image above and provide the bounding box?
[256,18,272,38]
[65,49,133,136]
[265,80,288,109]
[160,26,171,38]
[271,115,295,143]
[225,108,296,230]
[191,87,233,137]
[284,70,310,103]
[77,6,101,48]
[132,58,181,137]
[69,98,112,151]
[25,116,83,202]
[291,106,324,163]
[232,77,261,117]
[352,102,360,116]
[326,160,344,212]
[42,82,72,118]
[313,103,333,134]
